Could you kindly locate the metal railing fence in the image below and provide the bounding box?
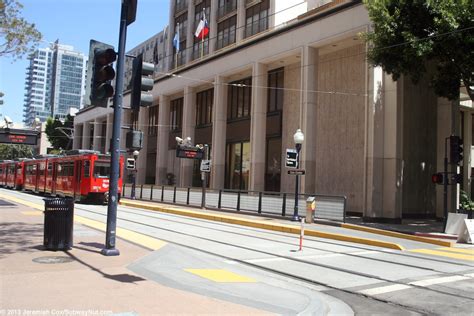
[122,184,346,222]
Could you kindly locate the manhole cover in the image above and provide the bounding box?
[32,256,74,264]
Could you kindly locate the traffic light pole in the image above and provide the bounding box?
[201,144,208,209]
[443,137,448,232]
[102,0,130,256]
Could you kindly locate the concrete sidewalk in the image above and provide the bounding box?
[0,200,271,315]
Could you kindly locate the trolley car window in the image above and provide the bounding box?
[84,161,90,178]
[94,161,111,178]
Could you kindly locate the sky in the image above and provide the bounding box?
[0,0,170,124]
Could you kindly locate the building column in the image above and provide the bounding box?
[92,118,101,151]
[186,1,195,64]
[180,86,196,187]
[249,62,267,191]
[156,95,171,185]
[300,46,318,194]
[136,107,149,184]
[236,0,246,43]
[82,122,91,150]
[364,66,403,222]
[210,76,228,189]
[105,113,113,154]
[73,123,82,149]
[209,0,218,54]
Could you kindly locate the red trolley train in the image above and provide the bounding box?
[1,150,124,204]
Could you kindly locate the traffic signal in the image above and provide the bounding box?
[452,173,463,184]
[449,135,463,165]
[125,130,144,150]
[131,53,154,110]
[431,173,444,185]
[85,40,116,107]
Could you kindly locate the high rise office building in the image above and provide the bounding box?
[23,42,86,125]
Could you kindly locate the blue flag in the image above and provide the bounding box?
[173,25,180,52]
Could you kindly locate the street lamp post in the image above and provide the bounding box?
[131,150,139,200]
[292,129,304,221]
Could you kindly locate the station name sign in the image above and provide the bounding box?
[0,128,39,146]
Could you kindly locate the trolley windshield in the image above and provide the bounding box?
[93,161,111,178]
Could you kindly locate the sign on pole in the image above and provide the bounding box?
[0,128,39,145]
[200,159,211,172]
[288,169,305,175]
[286,149,298,168]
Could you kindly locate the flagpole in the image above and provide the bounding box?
[175,22,179,68]
[201,8,205,59]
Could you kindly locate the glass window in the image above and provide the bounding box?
[218,0,237,18]
[245,0,269,38]
[148,105,159,136]
[93,161,111,178]
[170,98,184,131]
[267,68,284,112]
[225,141,250,190]
[227,78,252,120]
[217,15,236,50]
[84,161,90,178]
[174,13,187,67]
[265,138,282,192]
[196,88,214,126]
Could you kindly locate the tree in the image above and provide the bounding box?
[363,0,474,101]
[0,144,33,159]
[0,0,42,59]
[45,115,74,150]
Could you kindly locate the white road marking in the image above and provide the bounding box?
[464,273,474,278]
[409,275,470,287]
[358,284,412,296]
[349,250,379,256]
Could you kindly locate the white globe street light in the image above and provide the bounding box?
[292,128,304,221]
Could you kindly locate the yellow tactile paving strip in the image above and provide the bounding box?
[21,211,42,216]
[0,193,167,251]
[120,199,406,251]
[185,269,256,283]
[410,248,474,261]
[341,223,453,247]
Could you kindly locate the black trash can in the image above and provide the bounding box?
[43,197,74,250]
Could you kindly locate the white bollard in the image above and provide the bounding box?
[299,217,304,251]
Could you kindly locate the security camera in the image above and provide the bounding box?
[175,136,183,145]
[4,116,13,124]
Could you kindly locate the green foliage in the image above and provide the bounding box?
[0,143,33,159]
[45,115,74,150]
[0,0,42,59]
[363,0,474,101]
[460,190,474,211]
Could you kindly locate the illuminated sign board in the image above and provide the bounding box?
[0,128,39,145]
[176,146,204,159]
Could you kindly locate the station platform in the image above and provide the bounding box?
[0,199,272,315]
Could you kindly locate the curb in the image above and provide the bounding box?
[341,223,453,247]
[120,199,405,251]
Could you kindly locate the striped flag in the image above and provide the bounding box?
[194,10,209,40]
